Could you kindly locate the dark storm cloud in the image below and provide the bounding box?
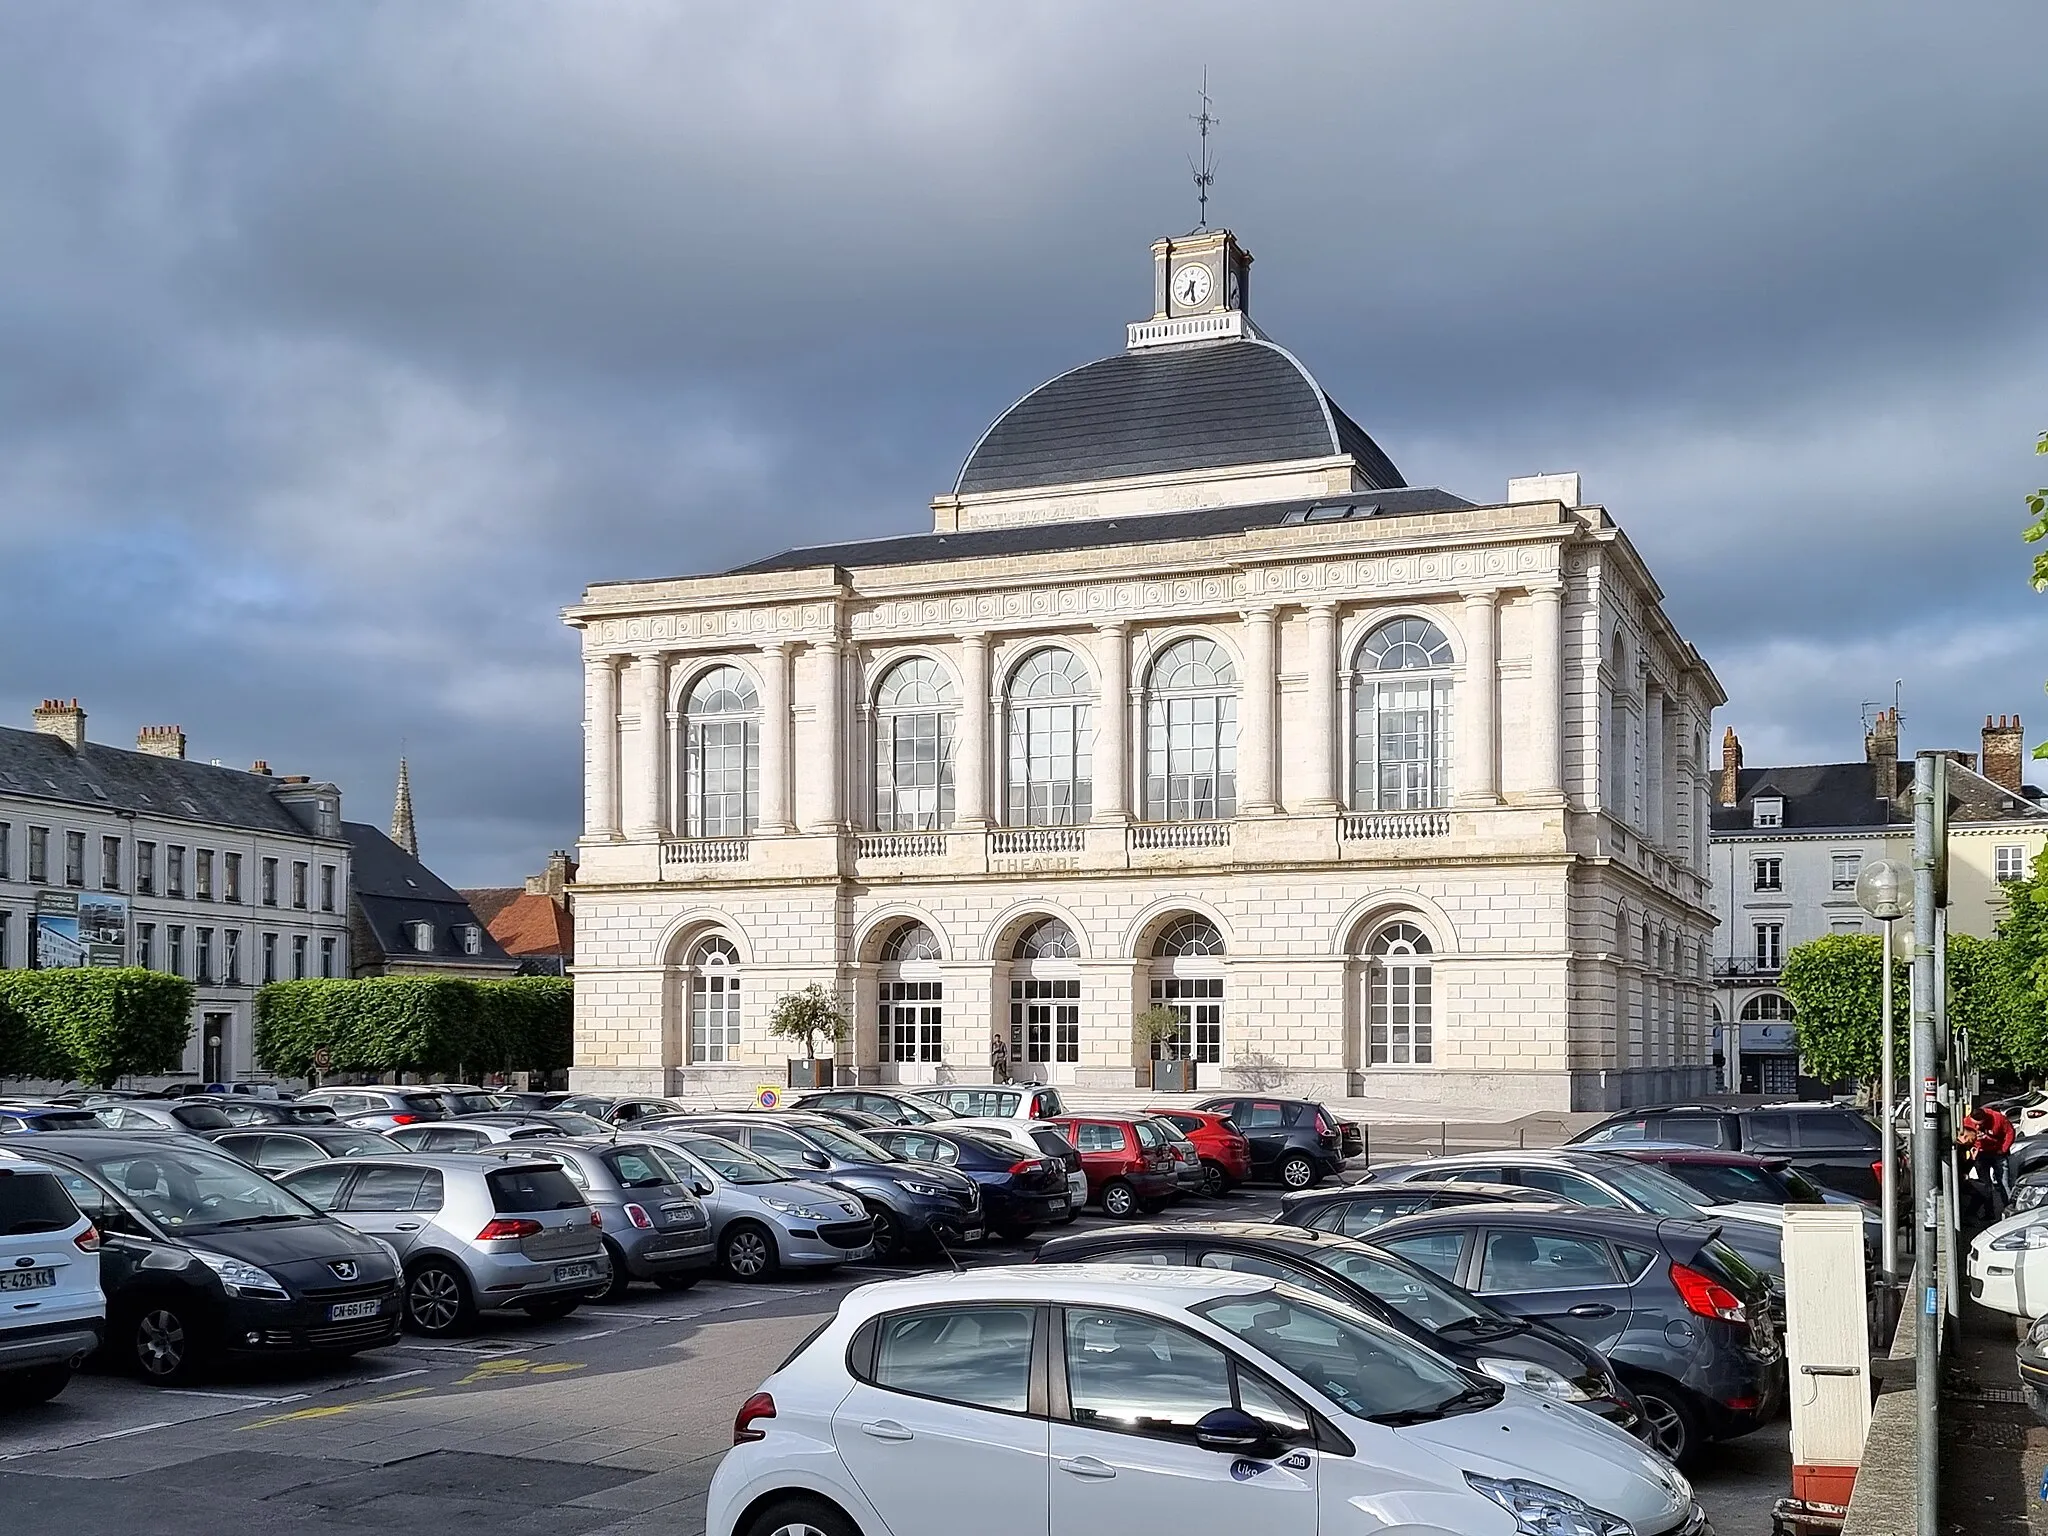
[3,1,2045,881]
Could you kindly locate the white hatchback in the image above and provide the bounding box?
[0,1158,105,1405]
[708,1266,1704,1536]
[1969,1208,2048,1317]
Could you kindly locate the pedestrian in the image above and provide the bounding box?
[1977,1099,2016,1195]
[990,1031,1009,1084]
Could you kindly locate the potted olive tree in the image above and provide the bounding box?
[769,983,851,1089]
[1138,1003,1196,1093]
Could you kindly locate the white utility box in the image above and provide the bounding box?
[1782,1204,1873,1509]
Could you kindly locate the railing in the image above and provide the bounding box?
[1128,822,1231,851]
[661,838,749,866]
[1713,957,1782,979]
[1338,810,1451,841]
[855,833,948,859]
[989,827,1085,855]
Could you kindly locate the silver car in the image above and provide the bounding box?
[386,1118,562,1152]
[277,1153,608,1335]
[297,1086,451,1132]
[638,1131,873,1281]
[1144,1115,1206,1198]
[488,1139,714,1300]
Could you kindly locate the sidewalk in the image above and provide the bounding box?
[1941,1293,2048,1534]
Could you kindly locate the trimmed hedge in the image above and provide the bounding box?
[254,976,571,1079]
[0,969,195,1087]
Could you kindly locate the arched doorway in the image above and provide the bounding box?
[1008,917,1080,1085]
[1148,915,1225,1067]
[877,921,944,1084]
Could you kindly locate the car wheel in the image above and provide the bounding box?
[1200,1161,1230,1198]
[1630,1379,1705,1469]
[523,1298,580,1322]
[127,1300,202,1385]
[1101,1180,1138,1218]
[741,1495,861,1536]
[0,1364,73,1405]
[593,1239,633,1303]
[1279,1154,1318,1190]
[404,1260,476,1337]
[654,1273,701,1292]
[866,1205,904,1262]
[721,1221,779,1281]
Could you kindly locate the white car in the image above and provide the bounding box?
[2010,1092,2048,1140]
[708,1265,1702,1536]
[918,1084,1071,1122]
[1969,1208,2048,1317]
[0,1158,105,1405]
[950,1118,1090,1216]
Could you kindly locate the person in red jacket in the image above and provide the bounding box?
[1967,1102,2016,1195]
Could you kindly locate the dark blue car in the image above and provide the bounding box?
[864,1124,1072,1238]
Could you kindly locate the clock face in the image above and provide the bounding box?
[1172,262,1214,309]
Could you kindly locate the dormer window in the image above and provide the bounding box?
[462,925,482,956]
[1752,797,1783,829]
[409,921,435,952]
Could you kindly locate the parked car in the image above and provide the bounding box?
[802,1107,894,1133]
[1146,1106,1251,1196]
[686,1113,984,1259]
[9,1133,402,1381]
[1366,1201,1783,1466]
[916,1083,1071,1121]
[412,1084,500,1116]
[484,1140,714,1301]
[1966,1207,2048,1317]
[298,1086,452,1130]
[708,1267,1705,1536]
[385,1117,564,1152]
[1193,1095,1347,1188]
[1570,1101,1888,1202]
[556,1095,687,1125]
[204,1125,405,1174]
[1035,1220,1645,1438]
[862,1126,1073,1239]
[1146,1117,1206,1199]
[636,1130,873,1280]
[1603,1146,1886,1254]
[189,1097,341,1128]
[791,1089,956,1125]
[277,1153,605,1336]
[0,1159,104,1405]
[1279,1179,1543,1237]
[0,1103,108,1134]
[486,1109,618,1138]
[484,1090,571,1114]
[1045,1113,1180,1217]
[930,1119,1088,1214]
[93,1099,235,1133]
[2019,1314,2048,1424]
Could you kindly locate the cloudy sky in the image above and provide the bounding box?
[4,3,2045,884]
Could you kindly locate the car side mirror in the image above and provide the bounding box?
[1193,1407,1277,1456]
[803,1150,831,1170]
[691,1179,713,1197]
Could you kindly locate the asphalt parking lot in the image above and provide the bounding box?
[0,1180,1790,1535]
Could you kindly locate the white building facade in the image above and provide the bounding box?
[566,232,1724,1113]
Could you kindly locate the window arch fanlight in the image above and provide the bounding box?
[879,920,942,963]
[1144,637,1237,822]
[873,657,957,833]
[1351,618,1455,811]
[688,934,742,1064]
[1153,914,1225,958]
[680,665,759,838]
[1740,993,1796,1023]
[1006,647,1094,827]
[1367,920,1434,1066]
[1149,911,1224,1065]
[1013,917,1079,960]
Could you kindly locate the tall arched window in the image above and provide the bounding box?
[874,658,957,831]
[878,921,943,1075]
[1150,915,1224,1063]
[1351,619,1455,810]
[1010,918,1080,1077]
[1006,648,1094,826]
[688,936,742,1063]
[682,666,759,837]
[1368,922,1434,1065]
[1739,993,1795,1023]
[1606,629,1631,822]
[1144,638,1237,821]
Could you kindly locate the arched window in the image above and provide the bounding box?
[1607,628,1632,822]
[874,658,956,832]
[878,921,942,1073]
[1014,917,1079,960]
[1351,619,1454,810]
[1368,922,1434,1066]
[688,936,742,1063]
[1144,639,1237,821]
[1010,918,1080,1074]
[1006,648,1094,826]
[681,666,759,837]
[1740,994,1796,1023]
[1150,915,1225,1063]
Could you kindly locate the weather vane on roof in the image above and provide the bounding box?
[1189,70,1218,229]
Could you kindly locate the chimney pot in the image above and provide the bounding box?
[250,759,270,775]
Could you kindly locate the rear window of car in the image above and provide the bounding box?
[170,1104,234,1130]
[1029,1129,1078,1160]
[439,1092,497,1115]
[1656,1114,1731,1148]
[401,1094,448,1117]
[25,1110,101,1130]
[273,1105,339,1124]
[1133,1120,1169,1149]
[487,1166,585,1212]
[0,1169,81,1233]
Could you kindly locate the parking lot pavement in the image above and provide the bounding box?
[0,1183,1791,1535]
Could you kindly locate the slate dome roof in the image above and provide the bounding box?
[954,336,1403,496]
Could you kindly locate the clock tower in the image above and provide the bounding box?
[1128,229,1254,350]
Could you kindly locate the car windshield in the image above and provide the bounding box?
[1031,1128,1078,1159]
[19,1109,101,1130]
[537,1112,614,1136]
[1316,1245,1501,1334]
[1778,1166,1828,1203]
[802,1122,896,1163]
[902,1096,955,1121]
[669,1136,787,1185]
[268,1105,339,1124]
[60,1144,320,1231]
[1193,1291,1489,1423]
[603,1145,687,1188]
[1592,1159,1711,1217]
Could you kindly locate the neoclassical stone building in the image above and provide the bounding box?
[566,230,1723,1111]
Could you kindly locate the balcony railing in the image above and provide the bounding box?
[1129,822,1231,851]
[1339,810,1451,842]
[662,838,749,866]
[989,827,1085,855]
[855,833,948,859]
[1714,957,1782,979]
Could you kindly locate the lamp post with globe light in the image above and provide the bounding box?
[1857,856,1913,1278]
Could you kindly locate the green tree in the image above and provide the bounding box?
[1779,934,1910,1089]
[765,983,850,1059]
[0,969,194,1087]
[1992,846,2048,1073]
[2025,428,2048,759]
[254,976,570,1080]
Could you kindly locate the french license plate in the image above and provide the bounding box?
[554,1261,598,1283]
[0,1268,54,1292]
[964,1228,984,1244]
[1049,1199,1068,1214]
[327,1298,380,1322]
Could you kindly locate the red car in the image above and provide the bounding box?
[1046,1115,1179,1218]
[1146,1106,1252,1196]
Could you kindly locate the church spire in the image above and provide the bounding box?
[390,757,418,858]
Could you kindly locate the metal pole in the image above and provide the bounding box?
[1881,918,1897,1279]
[1939,907,1958,1337]
[1910,754,1940,1536]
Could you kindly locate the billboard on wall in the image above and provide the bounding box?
[34,890,128,969]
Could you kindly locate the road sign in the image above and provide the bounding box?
[754,1085,782,1110]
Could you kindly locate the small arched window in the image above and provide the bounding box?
[1352,619,1455,810]
[689,935,742,1063]
[1153,915,1225,958]
[874,658,957,832]
[1013,917,1079,960]
[1368,921,1434,1066]
[1607,628,1632,822]
[879,921,942,963]
[1006,648,1094,826]
[1144,638,1237,822]
[1740,994,1796,1023]
[681,666,759,838]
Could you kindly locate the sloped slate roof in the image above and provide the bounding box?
[342,821,514,966]
[954,337,1404,495]
[1711,763,1899,833]
[0,725,315,836]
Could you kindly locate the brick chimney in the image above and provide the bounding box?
[250,759,270,776]
[1983,714,2025,794]
[525,850,577,899]
[1717,726,1743,806]
[135,724,186,759]
[32,698,85,750]
[1866,707,1899,803]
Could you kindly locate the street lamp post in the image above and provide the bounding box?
[1857,857,1913,1280]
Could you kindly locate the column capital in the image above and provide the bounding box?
[1091,618,1129,636]
[1240,604,1278,624]
[1527,581,1566,601]
[633,646,667,663]
[1460,587,1501,608]
[958,629,990,648]
[757,638,793,657]
[810,634,844,655]
[1305,601,1339,619]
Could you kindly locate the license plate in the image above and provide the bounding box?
[964,1228,984,1243]
[327,1298,380,1322]
[553,1262,598,1283]
[0,1268,54,1292]
[1049,1199,1068,1214]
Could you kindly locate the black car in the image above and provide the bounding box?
[1570,1102,1886,1202]
[2018,1314,2048,1425]
[1366,1201,1782,1467]
[0,1104,107,1134]
[1279,1179,1541,1237]
[22,1133,402,1384]
[864,1125,1072,1239]
[203,1125,406,1174]
[186,1097,342,1129]
[1193,1095,1346,1188]
[791,1089,955,1126]
[1035,1220,1645,1437]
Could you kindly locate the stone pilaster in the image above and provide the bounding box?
[758,641,793,834]
[1091,622,1131,822]
[1303,604,1340,810]
[1238,606,1278,814]
[1458,590,1500,805]
[626,651,666,838]
[1526,584,1564,802]
[956,632,991,828]
[584,654,621,839]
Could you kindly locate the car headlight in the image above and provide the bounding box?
[1990,1225,2048,1251]
[897,1180,949,1198]
[758,1195,832,1220]
[192,1249,291,1300]
[1474,1358,1593,1402]
[2014,1186,2048,1212]
[1465,1473,1635,1536]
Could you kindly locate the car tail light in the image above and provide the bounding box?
[391,1114,420,1126]
[1871,1161,1884,1184]
[624,1203,653,1230]
[74,1225,100,1252]
[476,1217,543,1241]
[1008,1160,1040,1175]
[1315,1113,1334,1135]
[1671,1261,1748,1325]
[734,1391,776,1444]
[590,1209,604,1228]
